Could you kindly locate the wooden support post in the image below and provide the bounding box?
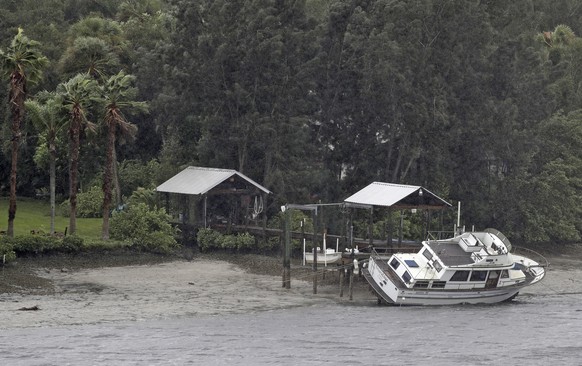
[398,210,403,247]
[386,207,393,246]
[261,193,267,242]
[284,207,291,289]
[368,207,374,248]
[322,228,326,281]
[312,209,318,294]
[281,216,285,288]
[348,267,354,301]
[203,195,208,228]
[165,192,170,216]
[339,268,345,297]
[312,247,318,294]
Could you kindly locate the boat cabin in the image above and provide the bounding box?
[385,232,527,291]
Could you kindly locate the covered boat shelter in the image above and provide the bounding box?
[156,166,271,231]
[343,182,452,246]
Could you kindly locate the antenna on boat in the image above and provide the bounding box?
[457,201,461,234]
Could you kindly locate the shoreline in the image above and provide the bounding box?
[1,247,581,329]
[0,252,376,329]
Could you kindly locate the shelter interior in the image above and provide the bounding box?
[160,174,268,230]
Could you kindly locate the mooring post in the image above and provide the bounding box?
[312,209,318,294]
[281,214,286,288]
[322,228,326,280]
[349,267,354,301]
[284,206,291,289]
[339,268,345,297]
[312,247,318,294]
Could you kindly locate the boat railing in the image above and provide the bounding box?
[369,246,418,259]
[426,230,455,240]
[511,246,550,268]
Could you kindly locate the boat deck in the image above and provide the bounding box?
[427,241,474,266]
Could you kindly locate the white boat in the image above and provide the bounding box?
[304,248,343,265]
[362,229,547,305]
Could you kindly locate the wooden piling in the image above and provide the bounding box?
[312,209,318,294]
[312,247,318,294]
[348,267,354,301]
[284,208,291,289]
[339,268,345,297]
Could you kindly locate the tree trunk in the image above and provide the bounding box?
[102,121,116,240]
[7,72,26,237]
[68,110,81,235]
[112,146,121,206]
[49,146,56,234]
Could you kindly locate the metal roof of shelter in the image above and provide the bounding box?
[344,182,451,209]
[156,166,271,195]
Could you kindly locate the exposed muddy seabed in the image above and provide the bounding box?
[0,244,581,329]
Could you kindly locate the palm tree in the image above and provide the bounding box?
[0,28,48,237]
[59,36,121,80]
[25,93,66,234]
[55,73,99,235]
[100,71,147,240]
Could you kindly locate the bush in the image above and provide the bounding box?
[0,241,16,264]
[83,238,130,252]
[118,159,160,198]
[127,187,157,209]
[196,228,256,252]
[1,234,87,256]
[60,235,85,253]
[7,235,60,255]
[110,202,179,254]
[60,186,104,218]
[236,233,255,251]
[197,228,222,252]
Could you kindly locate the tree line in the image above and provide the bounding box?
[1,0,582,246]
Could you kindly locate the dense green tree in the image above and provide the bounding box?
[0,1,581,245]
[160,0,321,209]
[0,29,48,237]
[500,110,582,243]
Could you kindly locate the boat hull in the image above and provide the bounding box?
[304,252,342,265]
[364,257,527,306]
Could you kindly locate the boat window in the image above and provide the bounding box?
[413,280,429,288]
[500,270,509,279]
[450,271,469,281]
[431,281,446,288]
[390,258,400,270]
[433,260,443,272]
[404,260,419,268]
[402,271,412,284]
[423,249,433,261]
[470,271,488,281]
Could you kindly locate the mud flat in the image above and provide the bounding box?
[1,247,580,329]
[0,254,374,329]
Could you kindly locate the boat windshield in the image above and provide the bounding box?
[423,249,433,261]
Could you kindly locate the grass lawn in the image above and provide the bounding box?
[0,197,102,239]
